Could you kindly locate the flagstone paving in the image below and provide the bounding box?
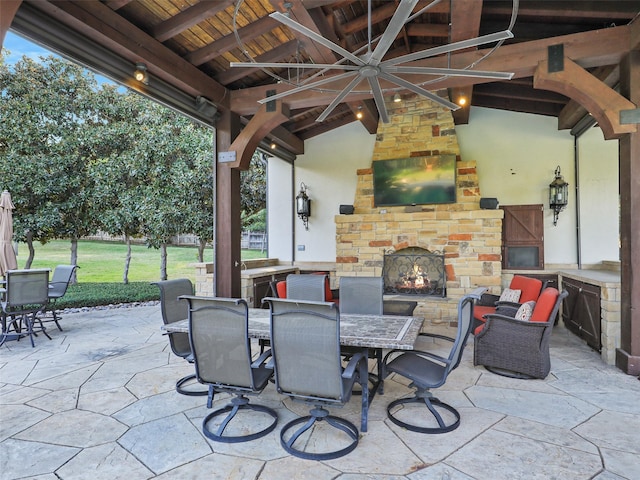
[1,304,639,479]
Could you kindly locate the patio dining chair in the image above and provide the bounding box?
[153,279,207,396]
[264,297,369,460]
[39,264,79,331]
[1,269,50,347]
[339,276,384,389]
[381,287,486,434]
[182,295,278,443]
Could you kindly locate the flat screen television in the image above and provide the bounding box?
[372,154,457,207]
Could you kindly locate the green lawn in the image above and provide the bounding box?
[21,240,267,284]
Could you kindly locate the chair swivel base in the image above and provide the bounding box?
[484,365,537,380]
[387,396,461,434]
[175,373,209,396]
[280,407,359,460]
[202,396,278,443]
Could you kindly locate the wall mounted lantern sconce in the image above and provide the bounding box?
[134,62,149,85]
[549,165,569,226]
[296,182,311,230]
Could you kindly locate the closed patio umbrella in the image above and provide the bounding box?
[0,190,18,277]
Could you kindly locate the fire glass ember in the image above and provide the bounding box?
[382,247,446,297]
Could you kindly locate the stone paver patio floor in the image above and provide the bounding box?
[1,304,639,479]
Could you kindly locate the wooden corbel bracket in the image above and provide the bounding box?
[534,55,637,140]
[226,99,290,170]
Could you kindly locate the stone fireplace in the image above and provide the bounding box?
[334,93,504,324]
[382,247,446,297]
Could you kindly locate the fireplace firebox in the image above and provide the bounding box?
[382,247,446,297]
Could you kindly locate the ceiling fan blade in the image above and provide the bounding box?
[256,71,358,104]
[380,72,460,111]
[316,76,363,122]
[369,0,419,65]
[368,77,389,124]
[387,66,514,79]
[230,61,359,70]
[383,30,514,67]
[270,12,363,66]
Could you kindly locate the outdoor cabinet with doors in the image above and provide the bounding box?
[501,204,544,270]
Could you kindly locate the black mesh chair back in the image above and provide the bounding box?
[153,279,207,396]
[285,274,326,302]
[338,276,384,391]
[382,287,486,434]
[182,295,277,443]
[154,278,193,358]
[42,264,79,331]
[266,297,368,460]
[1,269,50,347]
[48,265,78,300]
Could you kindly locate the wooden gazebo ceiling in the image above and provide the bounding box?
[10,0,639,154]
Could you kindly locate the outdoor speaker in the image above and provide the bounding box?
[480,198,499,209]
[340,205,354,215]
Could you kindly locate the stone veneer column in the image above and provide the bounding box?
[335,93,503,324]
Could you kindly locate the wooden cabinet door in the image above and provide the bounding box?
[561,278,601,352]
[501,204,544,269]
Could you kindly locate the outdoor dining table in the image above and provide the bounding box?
[162,306,424,429]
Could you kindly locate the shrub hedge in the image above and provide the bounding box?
[55,282,160,309]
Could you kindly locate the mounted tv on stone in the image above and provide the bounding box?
[372,154,456,207]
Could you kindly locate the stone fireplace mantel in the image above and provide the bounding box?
[334,94,504,324]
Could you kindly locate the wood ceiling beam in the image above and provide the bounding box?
[341,0,449,36]
[558,65,619,130]
[482,2,638,20]
[103,0,131,10]
[185,15,278,66]
[472,95,564,117]
[270,0,338,65]
[230,23,631,115]
[299,114,356,140]
[405,23,449,38]
[228,101,291,169]
[0,0,21,47]
[29,0,230,108]
[449,0,483,125]
[475,82,568,104]
[216,40,299,85]
[150,0,233,42]
[534,57,636,140]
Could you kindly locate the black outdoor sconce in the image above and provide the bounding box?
[296,182,311,230]
[549,165,569,226]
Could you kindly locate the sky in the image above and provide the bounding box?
[2,31,55,65]
[2,31,117,86]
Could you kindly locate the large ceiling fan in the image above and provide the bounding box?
[231,0,518,123]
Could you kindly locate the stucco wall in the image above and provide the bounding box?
[267,106,620,269]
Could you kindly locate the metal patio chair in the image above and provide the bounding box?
[153,278,207,396]
[39,264,78,331]
[1,269,50,347]
[381,287,486,434]
[264,297,369,460]
[182,295,278,443]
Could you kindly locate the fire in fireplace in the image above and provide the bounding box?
[382,247,446,297]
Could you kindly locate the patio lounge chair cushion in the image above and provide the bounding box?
[473,275,543,330]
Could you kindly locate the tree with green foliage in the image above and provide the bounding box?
[0,55,101,269]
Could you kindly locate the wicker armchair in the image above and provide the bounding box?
[473,275,544,331]
[474,287,569,379]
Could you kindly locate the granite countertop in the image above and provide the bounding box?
[559,269,620,287]
[240,265,299,279]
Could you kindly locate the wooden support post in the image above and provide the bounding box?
[616,50,640,376]
[0,0,22,47]
[215,109,242,298]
